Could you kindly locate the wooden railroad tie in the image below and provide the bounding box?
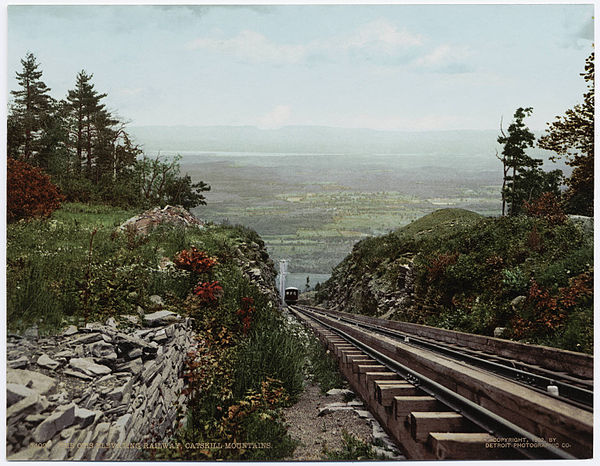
[375,382,418,406]
[409,412,469,442]
[394,396,443,421]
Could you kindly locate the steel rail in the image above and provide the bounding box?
[290,305,577,460]
[297,304,593,409]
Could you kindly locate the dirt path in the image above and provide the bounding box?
[282,383,404,461]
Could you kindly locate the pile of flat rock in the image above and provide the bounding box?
[119,205,204,235]
[6,306,196,461]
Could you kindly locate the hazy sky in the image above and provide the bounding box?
[6,4,594,131]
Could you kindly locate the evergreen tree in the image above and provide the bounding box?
[91,107,119,183]
[8,53,54,164]
[497,108,562,216]
[7,104,24,160]
[8,54,211,210]
[539,52,594,216]
[37,99,71,174]
[66,71,140,191]
[65,71,89,174]
[66,70,108,177]
[164,174,210,210]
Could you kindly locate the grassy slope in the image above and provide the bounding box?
[317,208,593,353]
[396,208,482,236]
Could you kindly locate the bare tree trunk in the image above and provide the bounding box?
[86,118,92,178]
[510,166,516,215]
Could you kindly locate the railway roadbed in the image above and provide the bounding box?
[282,383,403,460]
[288,305,593,460]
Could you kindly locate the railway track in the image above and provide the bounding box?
[288,304,593,460]
[298,304,593,409]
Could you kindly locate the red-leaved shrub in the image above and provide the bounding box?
[193,281,224,303]
[236,297,255,334]
[7,157,64,222]
[174,247,218,274]
[523,192,567,225]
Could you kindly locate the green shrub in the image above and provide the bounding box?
[318,209,593,352]
[502,266,528,294]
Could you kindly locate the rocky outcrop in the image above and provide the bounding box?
[119,205,204,235]
[6,312,195,460]
[233,240,278,304]
[319,256,416,319]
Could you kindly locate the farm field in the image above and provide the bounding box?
[175,151,504,277]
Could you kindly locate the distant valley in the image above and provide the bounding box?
[128,125,569,282]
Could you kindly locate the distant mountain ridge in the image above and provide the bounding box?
[129,125,507,155]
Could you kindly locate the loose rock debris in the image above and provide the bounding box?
[282,383,405,460]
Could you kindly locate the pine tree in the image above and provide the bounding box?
[539,52,594,216]
[497,108,562,216]
[91,107,119,183]
[8,53,54,164]
[66,70,108,177]
[66,71,89,174]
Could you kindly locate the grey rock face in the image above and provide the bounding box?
[7,383,37,406]
[62,325,78,336]
[149,295,165,307]
[510,295,526,310]
[118,205,205,236]
[63,369,93,380]
[90,341,118,360]
[74,407,97,428]
[493,327,507,338]
[127,348,142,359]
[106,317,118,328]
[7,394,49,422]
[71,333,103,346]
[325,388,354,397]
[116,358,143,375]
[8,356,29,369]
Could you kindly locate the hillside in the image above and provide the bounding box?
[6,203,298,460]
[315,208,593,353]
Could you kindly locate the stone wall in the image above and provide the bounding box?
[7,310,195,460]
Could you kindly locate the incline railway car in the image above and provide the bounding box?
[284,287,299,305]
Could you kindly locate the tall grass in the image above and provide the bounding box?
[6,202,266,334]
[232,312,306,402]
